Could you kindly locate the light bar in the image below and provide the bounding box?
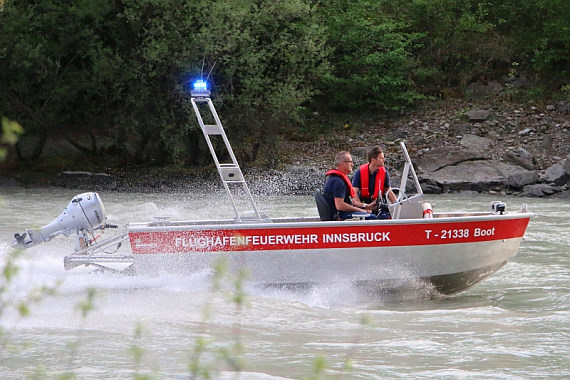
[191,79,210,97]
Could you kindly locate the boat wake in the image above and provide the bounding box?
[2,240,449,311]
[251,275,442,308]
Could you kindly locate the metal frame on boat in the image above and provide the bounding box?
[12,81,531,295]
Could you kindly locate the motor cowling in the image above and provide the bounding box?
[13,192,108,249]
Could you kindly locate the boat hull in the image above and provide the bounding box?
[127,213,530,295]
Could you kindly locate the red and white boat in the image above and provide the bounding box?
[12,81,531,295]
[122,211,529,295]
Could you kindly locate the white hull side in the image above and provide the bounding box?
[131,237,522,293]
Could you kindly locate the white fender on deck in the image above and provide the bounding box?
[422,202,433,219]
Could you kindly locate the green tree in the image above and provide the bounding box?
[316,0,424,111]
[390,0,569,91]
[0,0,127,160]
[401,0,513,89]
[488,0,570,81]
[0,0,329,166]
[191,0,330,165]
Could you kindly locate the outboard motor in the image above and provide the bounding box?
[12,192,108,249]
[490,201,506,215]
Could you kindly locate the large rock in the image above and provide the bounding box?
[545,158,570,185]
[416,146,484,172]
[419,160,538,193]
[459,134,493,152]
[419,160,507,192]
[506,169,539,188]
[521,183,563,197]
[540,134,553,149]
[464,109,492,121]
[493,162,539,188]
[503,147,535,170]
[556,101,569,115]
[465,82,503,99]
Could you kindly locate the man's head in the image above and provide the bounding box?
[334,151,353,174]
[367,146,386,170]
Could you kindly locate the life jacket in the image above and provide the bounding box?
[359,164,386,200]
[325,169,356,198]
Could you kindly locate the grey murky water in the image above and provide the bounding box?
[1,187,568,379]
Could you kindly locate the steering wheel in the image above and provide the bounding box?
[386,187,408,206]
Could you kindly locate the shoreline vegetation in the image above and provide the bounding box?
[1,99,568,199]
[1,1,569,198]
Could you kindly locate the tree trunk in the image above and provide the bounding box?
[14,129,47,161]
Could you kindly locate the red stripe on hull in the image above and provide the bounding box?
[129,217,530,255]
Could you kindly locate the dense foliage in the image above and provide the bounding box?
[317,0,425,111]
[1,0,568,166]
[402,0,570,89]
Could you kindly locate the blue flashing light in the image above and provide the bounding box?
[191,79,210,97]
[193,79,207,91]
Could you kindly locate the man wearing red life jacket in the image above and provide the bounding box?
[352,146,397,219]
[323,151,377,220]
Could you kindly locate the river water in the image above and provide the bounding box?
[0,187,568,379]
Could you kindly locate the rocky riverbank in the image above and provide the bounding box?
[271,99,570,199]
[1,99,569,199]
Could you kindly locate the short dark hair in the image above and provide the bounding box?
[367,146,384,162]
